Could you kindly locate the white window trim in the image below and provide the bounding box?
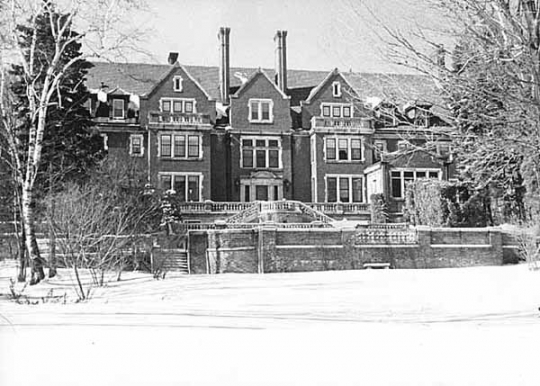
[157,132,203,160]
[248,99,274,123]
[240,136,282,169]
[390,168,442,199]
[158,172,204,202]
[173,75,183,92]
[332,81,342,97]
[320,102,353,118]
[112,99,125,119]
[323,136,364,162]
[324,174,365,203]
[159,98,197,113]
[129,134,144,157]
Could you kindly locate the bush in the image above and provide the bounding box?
[404,179,491,227]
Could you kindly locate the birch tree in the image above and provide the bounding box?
[0,0,149,284]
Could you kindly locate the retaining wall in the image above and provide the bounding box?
[189,226,508,274]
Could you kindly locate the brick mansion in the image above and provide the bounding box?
[87,27,455,220]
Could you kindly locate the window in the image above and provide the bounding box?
[320,103,353,118]
[325,136,363,162]
[174,135,185,158]
[351,139,362,160]
[241,137,281,169]
[188,136,199,157]
[112,99,124,119]
[326,138,336,160]
[373,140,386,162]
[160,133,202,159]
[391,169,441,199]
[160,98,196,114]
[322,105,331,117]
[249,99,273,123]
[162,100,171,113]
[173,100,183,113]
[160,173,202,202]
[339,177,350,202]
[173,76,183,92]
[327,178,337,202]
[332,81,342,97]
[326,175,364,203]
[129,134,144,157]
[338,139,348,160]
[161,135,172,157]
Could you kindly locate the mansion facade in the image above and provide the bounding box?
[86,27,455,219]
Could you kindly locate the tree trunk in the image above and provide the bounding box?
[21,184,45,285]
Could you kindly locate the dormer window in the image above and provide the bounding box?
[173,76,183,92]
[112,99,125,119]
[332,81,342,97]
[249,99,273,123]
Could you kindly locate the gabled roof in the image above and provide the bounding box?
[86,61,440,105]
[231,68,289,100]
[144,62,214,100]
[304,68,359,104]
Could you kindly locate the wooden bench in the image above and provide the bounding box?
[363,262,391,269]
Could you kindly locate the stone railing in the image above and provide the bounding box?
[176,221,332,231]
[226,202,261,224]
[311,116,374,132]
[173,200,370,215]
[94,116,139,124]
[148,111,211,126]
[352,228,418,244]
[308,202,370,214]
[295,201,336,224]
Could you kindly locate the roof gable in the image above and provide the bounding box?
[144,63,213,100]
[304,69,359,104]
[230,68,290,100]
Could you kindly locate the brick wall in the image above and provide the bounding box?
[188,226,507,274]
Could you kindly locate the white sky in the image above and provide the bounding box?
[132,0,449,73]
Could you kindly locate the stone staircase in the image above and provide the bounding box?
[157,249,189,273]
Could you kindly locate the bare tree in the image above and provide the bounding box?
[0,0,150,284]
[350,0,540,221]
[45,157,159,301]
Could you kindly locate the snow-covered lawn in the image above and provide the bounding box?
[1,261,539,386]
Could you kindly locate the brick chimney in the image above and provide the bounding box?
[218,27,231,104]
[274,30,288,93]
[168,52,179,65]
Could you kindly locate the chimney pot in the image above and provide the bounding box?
[218,27,231,104]
[168,52,179,65]
[274,30,288,93]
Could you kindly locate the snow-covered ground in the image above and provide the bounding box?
[1,261,539,386]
